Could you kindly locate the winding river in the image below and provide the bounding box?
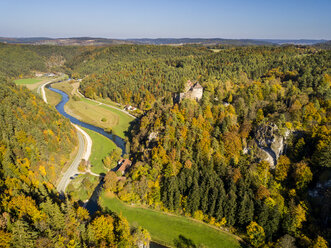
[49,84,168,248]
[47,85,126,155]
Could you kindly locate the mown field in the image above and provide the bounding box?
[98,103,134,138]
[45,87,62,106]
[14,78,42,85]
[101,195,242,248]
[82,127,117,174]
[52,81,134,139]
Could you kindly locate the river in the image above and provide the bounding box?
[49,84,168,248]
[47,85,126,155]
[48,84,126,214]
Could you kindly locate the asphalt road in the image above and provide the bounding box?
[56,129,85,193]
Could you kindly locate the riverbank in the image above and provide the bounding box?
[81,127,118,174]
[52,80,134,139]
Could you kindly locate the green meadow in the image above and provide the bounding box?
[14,78,42,85]
[81,127,117,174]
[101,195,242,248]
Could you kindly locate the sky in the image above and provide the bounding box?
[0,0,330,39]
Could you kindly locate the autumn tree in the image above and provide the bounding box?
[88,215,115,246]
[312,236,328,248]
[104,171,118,192]
[0,230,11,248]
[246,221,265,248]
[293,161,313,189]
[275,155,291,181]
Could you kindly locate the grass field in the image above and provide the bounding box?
[45,88,62,106]
[94,97,122,108]
[66,173,100,201]
[66,98,134,139]
[101,195,241,248]
[52,81,75,95]
[81,127,117,174]
[14,78,43,85]
[99,102,134,138]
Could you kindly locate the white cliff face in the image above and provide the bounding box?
[271,135,284,161]
[254,124,287,168]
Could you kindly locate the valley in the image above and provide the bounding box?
[1,41,330,248]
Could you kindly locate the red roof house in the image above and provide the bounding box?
[117,159,132,175]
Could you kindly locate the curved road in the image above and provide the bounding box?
[38,79,92,194]
[41,78,135,193]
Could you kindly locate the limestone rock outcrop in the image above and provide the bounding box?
[254,123,288,168]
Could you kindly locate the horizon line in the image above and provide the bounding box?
[0,36,329,41]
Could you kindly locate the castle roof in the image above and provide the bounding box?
[193,82,203,89]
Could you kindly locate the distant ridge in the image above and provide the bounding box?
[313,40,331,49]
[0,37,132,46]
[257,39,328,45]
[0,37,329,46]
[126,38,273,46]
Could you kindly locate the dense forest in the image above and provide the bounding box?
[0,42,330,247]
[0,44,150,247]
[71,45,331,247]
[0,43,84,78]
[0,81,77,184]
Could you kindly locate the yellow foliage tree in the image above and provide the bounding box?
[0,230,11,248]
[246,221,265,248]
[275,155,291,181]
[312,236,328,248]
[293,161,313,189]
[88,215,115,245]
[39,165,47,177]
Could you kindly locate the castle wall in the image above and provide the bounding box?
[191,88,203,101]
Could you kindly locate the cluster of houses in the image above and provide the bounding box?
[35,72,56,77]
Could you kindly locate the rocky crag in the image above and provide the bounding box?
[254,123,289,168]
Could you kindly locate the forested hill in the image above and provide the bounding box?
[314,40,331,50]
[0,43,83,78]
[0,81,77,184]
[71,44,331,247]
[70,45,211,109]
[0,46,150,246]
[127,38,274,45]
[74,45,328,110]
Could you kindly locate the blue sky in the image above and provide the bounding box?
[0,0,330,39]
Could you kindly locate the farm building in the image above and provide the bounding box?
[116,159,132,175]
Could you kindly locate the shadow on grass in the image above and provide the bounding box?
[84,173,105,216]
[174,235,197,248]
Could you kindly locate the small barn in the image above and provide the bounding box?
[116,159,132,175]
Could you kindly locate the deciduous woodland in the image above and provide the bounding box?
[0,42,330,247]
[0,45,150,248]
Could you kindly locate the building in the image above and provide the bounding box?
[44,73,56,77]
[35,73,43,77]
[124,105,137,111]
[177,80,203,102]
[116,159,132,175]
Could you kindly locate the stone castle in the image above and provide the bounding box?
[177,80,203,102]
